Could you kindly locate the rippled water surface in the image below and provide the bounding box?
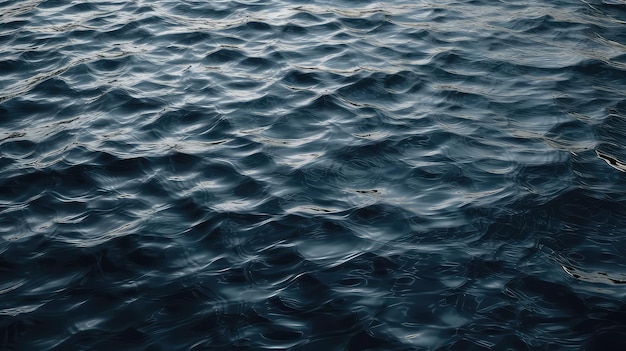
[2,0,626,349]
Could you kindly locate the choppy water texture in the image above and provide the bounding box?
[2,0,626,349]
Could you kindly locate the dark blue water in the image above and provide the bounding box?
[2,0,626,349]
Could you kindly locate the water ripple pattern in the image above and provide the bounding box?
[2,0,626,349]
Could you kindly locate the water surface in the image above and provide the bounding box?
[2,0,626,350]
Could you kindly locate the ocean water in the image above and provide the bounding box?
[1,0,626,349]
